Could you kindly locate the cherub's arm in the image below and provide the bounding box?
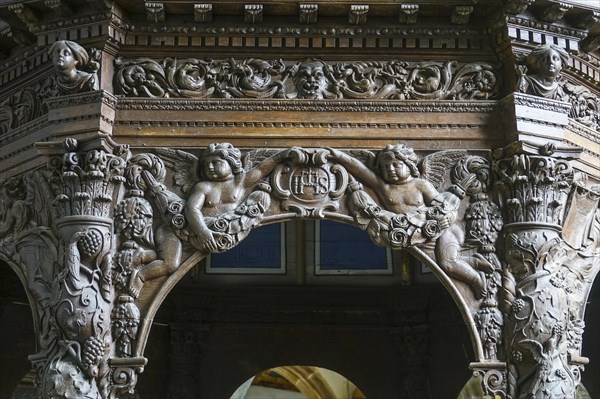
[243,148,293,189]
[328,148,382,190]
[417,179,441,205]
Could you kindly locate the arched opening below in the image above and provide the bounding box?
[230,366,366,399]
[0,260,36,398]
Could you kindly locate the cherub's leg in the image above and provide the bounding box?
[129,226,182,298]
[435,226,486,297]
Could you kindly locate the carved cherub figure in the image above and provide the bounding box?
[184,143,292,252]
[517,44,569,100]
[329,144,493,296]
[49,40,99,94]
[122,153,185,298]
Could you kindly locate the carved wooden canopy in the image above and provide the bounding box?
[0,1,599,398]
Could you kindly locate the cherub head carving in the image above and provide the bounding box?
[375,144,420,184]
[48,40,99,94]
[293,59,334,99]
[524,44,569,83]
[201,143,243,181]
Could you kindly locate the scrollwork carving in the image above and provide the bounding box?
[114,57,501,101]
[0,78,58,134]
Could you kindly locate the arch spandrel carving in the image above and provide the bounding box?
[1,132,600,398]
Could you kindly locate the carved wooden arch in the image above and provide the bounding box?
[7,132,600,399]
[133,226,485,362]
[1,28,599,397]
[118,143,495,365]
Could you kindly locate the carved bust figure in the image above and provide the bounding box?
[517,44,569,100]
[49,40,99,94]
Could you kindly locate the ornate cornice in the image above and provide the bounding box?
[506,15,587,40]
[114,120,485,132]
[116,98,499,113]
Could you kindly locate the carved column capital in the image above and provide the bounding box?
[493,142,600,399]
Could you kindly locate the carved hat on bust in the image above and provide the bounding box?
[202,143,243,176]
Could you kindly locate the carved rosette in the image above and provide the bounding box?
[493,146,600,399]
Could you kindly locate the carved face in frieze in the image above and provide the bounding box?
[294,60,332,99]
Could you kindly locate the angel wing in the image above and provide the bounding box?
[518,339,545,363]
[420,150,467,189]
[242,148,280,171]
[346,149,376,170]
[153,148,199,195]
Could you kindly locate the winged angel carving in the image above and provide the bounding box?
[329,145,496,296]
[118,144,293,296]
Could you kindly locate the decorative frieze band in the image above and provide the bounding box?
[114,57,501,101]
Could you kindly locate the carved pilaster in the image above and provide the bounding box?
[8,136,131,399]
[493,143,600,399]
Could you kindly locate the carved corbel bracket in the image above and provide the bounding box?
[245,4,263,24]
[504,0,535,15]
[469,361,507,399]
[398,4,419,25]
[194,3,212,23]
[349,5,369,25]
[299,4,318,24]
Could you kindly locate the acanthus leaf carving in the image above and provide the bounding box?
[113,57,502,101]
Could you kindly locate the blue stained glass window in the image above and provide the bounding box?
[317,220,389,271]
[208,223,283,271]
